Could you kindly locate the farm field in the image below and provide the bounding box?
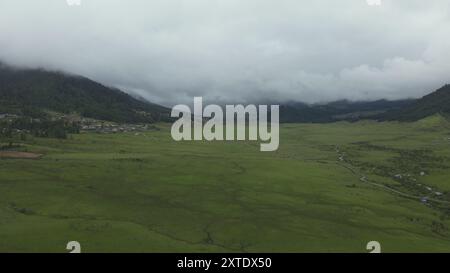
[0,117,450,252]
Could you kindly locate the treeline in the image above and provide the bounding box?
[279,99,414,123]
[0,65,171,124]
[0,118,80,140]
[379,84,450,121]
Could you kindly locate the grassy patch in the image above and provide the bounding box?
[0,121,450,252]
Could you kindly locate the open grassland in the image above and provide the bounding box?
[0,117,450,252]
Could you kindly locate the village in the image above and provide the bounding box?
[0,112,157,135]
[80,122,156,134]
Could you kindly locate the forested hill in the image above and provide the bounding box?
[1,63,448,124]
[0,63,170,123]
[278,84,450,123]
[278,99,413,123]
[380,84,450,121]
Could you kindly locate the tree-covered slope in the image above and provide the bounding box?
[0,64,169,123]
[381,84,450,121]
[279,99,413,123]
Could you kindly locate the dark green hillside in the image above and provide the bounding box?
[381,84,450,121]
[0,63,169,123]
[279,99,413,123]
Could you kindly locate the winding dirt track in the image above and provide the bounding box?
[334,146,450,206]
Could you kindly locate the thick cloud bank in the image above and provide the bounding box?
[1,0,449,105]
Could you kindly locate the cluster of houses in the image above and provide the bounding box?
[80,122,153,134]
[46,114,157,134]
[0,112,157,135]
[392,172,445,204]
[0,113,19,121]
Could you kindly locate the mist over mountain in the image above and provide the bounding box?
[2,62,450,124]
[279,99,415,123]
[381,84,450,121]
[0,63,170,123]
[1,0,450,105]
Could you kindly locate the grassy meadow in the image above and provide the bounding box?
[1,117,450,252]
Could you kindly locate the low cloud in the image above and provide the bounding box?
[0,0,449,105]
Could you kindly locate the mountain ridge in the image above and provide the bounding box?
[0,63,170,123]
[379,84,450,121]
[1,62,449,124]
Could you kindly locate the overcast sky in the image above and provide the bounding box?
[1,0,449,105]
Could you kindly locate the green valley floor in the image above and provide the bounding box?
[1,117,450,252]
